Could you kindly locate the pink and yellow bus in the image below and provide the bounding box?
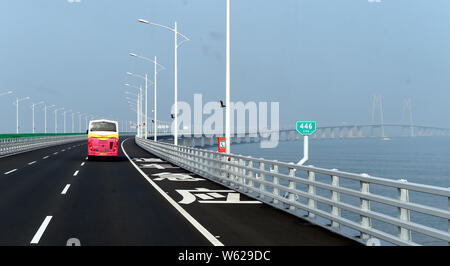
[87,119,119,158]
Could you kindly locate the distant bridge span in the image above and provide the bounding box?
[307,123,450,139]
[153,123,450,147]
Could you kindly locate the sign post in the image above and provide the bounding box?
[296,121,317,165]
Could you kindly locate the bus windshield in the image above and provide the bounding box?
[90,121,117,132]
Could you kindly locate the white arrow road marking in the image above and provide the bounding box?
[30,216,52,244]
[176,188,262,205]
[139,163,179,169]
[152,172,205,182]
[140,163,165,169]
[195,194,214,200]
[133,158,164,163]
[207,193,226,198]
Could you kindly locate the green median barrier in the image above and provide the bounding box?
[0,133,87,139]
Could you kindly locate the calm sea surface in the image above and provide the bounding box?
[206,136,450,245]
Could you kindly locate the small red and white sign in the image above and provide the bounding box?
[218,137,226,153]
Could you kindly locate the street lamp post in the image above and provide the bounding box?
[63,110,72,133]
[125,84,143,137]
[54,107,64,133]
[128,54,166,141]
[14,97,30,134]
[126,70,150,139]
[31,101,44,133]
[78,113,84,133]
[127,97,138,135]
[44,104,55,134]
[72,112,79,133]
[138,19,190,145]
[226,0,231,154]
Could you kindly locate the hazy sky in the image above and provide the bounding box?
[1,0,449,133]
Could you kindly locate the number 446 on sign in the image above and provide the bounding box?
[296,121,317,136]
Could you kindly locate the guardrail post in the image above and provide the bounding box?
[258,161,265,200]
[247,159,254,194]
[223,155,230,184]
[228,157,235,188]
[287,165,296,211]
[397,179,411,242]
[198,150,203,172]
[199,150,204,172]
[272,162,279,204]
[307,168,316,219]
[180,147,185,167]
[217,155,227,183]
[360,173,372,241]
[238,158,245,190]
[209,152,215,177]
[331,169,341,230]
[194,150,199,171]
[188,148,193,171]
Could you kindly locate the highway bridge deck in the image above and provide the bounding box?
[0,137,358,246]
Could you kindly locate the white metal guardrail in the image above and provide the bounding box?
[0,135,87,157]
[136,137,450,246]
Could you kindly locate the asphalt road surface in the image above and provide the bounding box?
[0,136,358,246]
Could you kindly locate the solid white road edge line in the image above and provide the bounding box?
[61,184,71,195]
[121,138,224,246]
[30,216,52,244]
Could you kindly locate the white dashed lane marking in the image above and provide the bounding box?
[28,161,36,165]
[43,156,49,159]
[30,216,52,244]
[61,184,71,195]
[4,169,17,175]
[80,162,85,167]
[73,170,79,176]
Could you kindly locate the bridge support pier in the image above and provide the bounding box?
[357,127,363,138]
[347,127,354,138]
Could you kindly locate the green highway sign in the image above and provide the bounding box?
[296,121,317,136]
